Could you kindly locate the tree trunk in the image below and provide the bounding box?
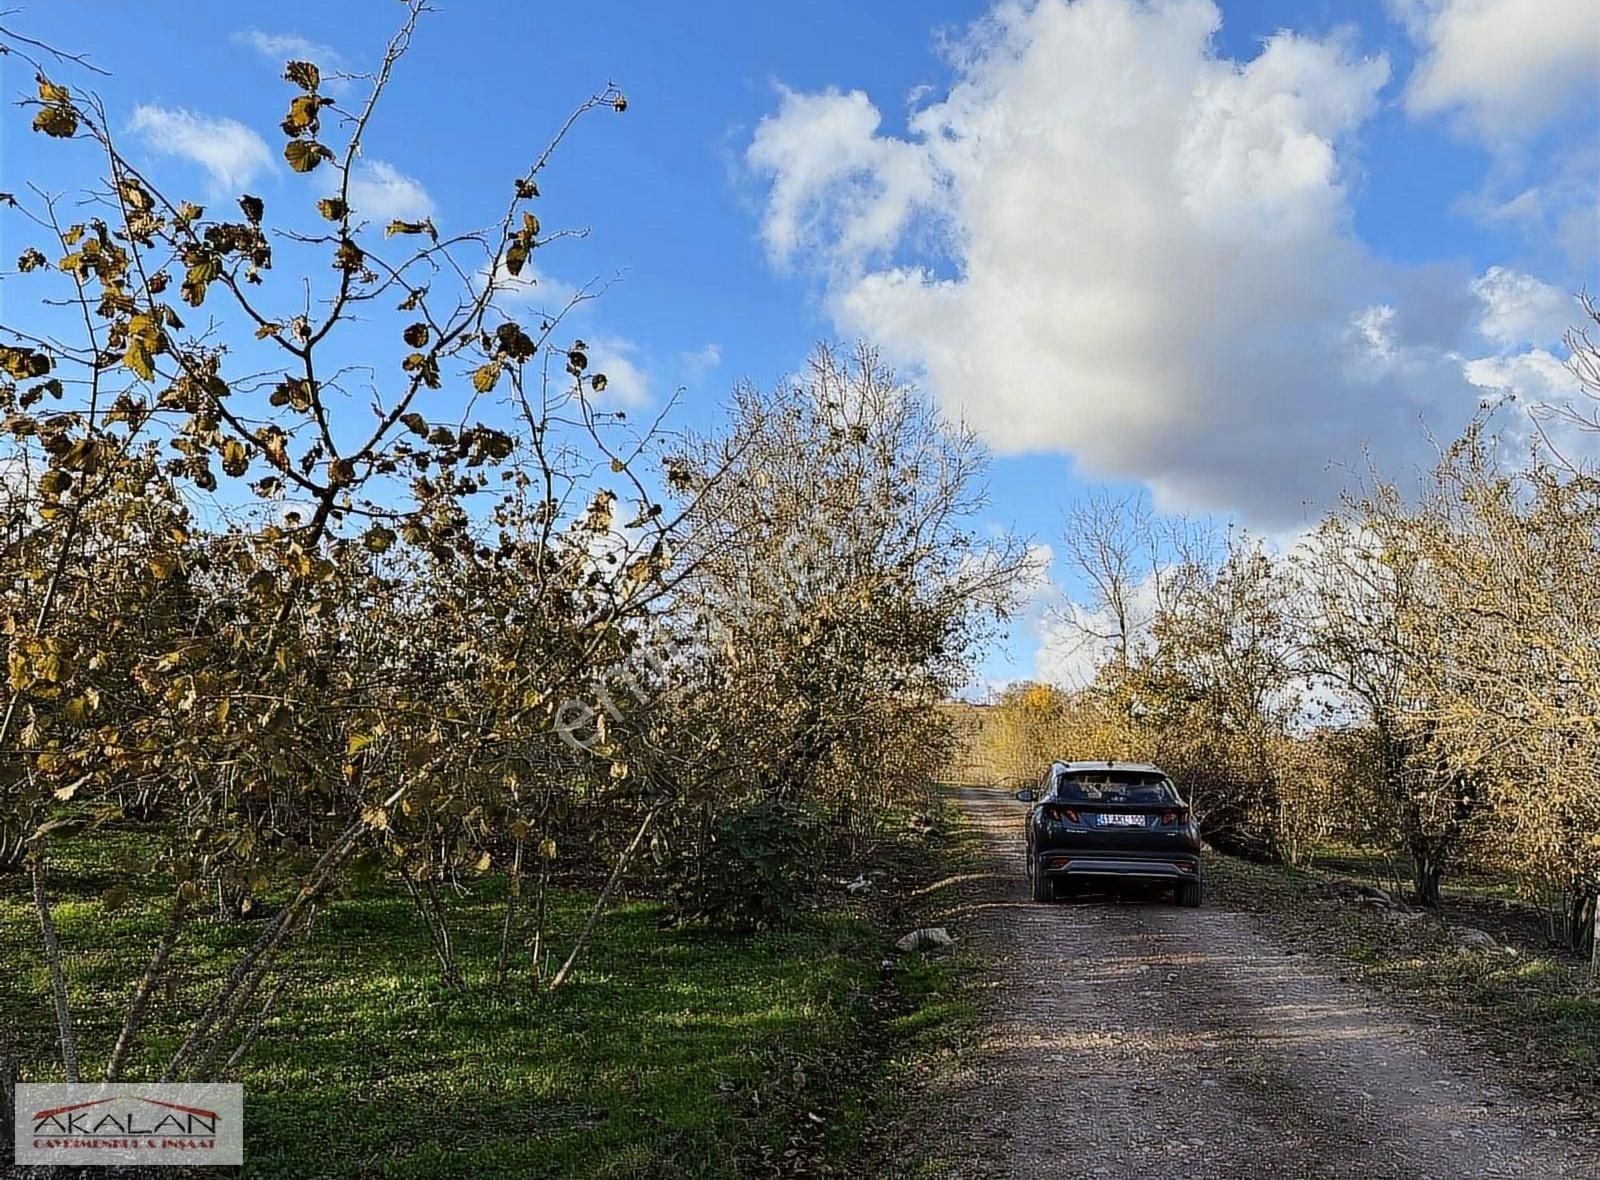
[1590,892,1599,974]
[496,838,524,987]
[548,804,660,993]
[1,1022,16,1170]
[1567,887,1598,958]
[529,860,551,982]
[107,894,189,1080]
[403,874,462,989]
[32,857,79,1082]
[1411,843,1444,908]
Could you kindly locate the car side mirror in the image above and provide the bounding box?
[1014,788,1036,803]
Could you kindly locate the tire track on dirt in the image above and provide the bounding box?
[907,786,1598,1179]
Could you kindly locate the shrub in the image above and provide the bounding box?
[668,800,820,930]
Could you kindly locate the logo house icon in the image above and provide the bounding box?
[32,1094,221,1139]
[16,1083,244,1167]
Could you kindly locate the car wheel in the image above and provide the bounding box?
[1030,859,1053,903]
[1176,878,1203,908]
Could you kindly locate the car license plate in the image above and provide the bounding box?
[1098,814,1145,827]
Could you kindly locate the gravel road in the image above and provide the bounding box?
[909,786,1599,1179]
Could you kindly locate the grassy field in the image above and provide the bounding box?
[1211,848,1600,1095]
[1,820,973,1178]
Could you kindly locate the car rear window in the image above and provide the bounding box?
[1054,774,1179,805]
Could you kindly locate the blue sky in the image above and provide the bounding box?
[3,0,1596,691]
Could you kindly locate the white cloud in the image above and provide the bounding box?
[1457,146,1600,270]
[680,343,723,379]
[233,28,346,71]
[1017,542,1055,603]
[1465,349,1582,404]
[347,160,435,222]
[233,29,353,97]
[748,86,941,268]
[1034,610,1105,690]
[748,0,1500,526]
[477,266,645,408]
[127,105,273,193]
[1471,267,1577,349]
[1034,565,1161,690]
[587,337,652,408]
[1464,349,1596,459]
[1391,0,1600,142]
[482,258,580,315]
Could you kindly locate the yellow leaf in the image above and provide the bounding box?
[220,438,249,477]
[37,74,71,104]
[59,438,98,471]
[118,180,153,213]
[32,106,78,138]
[283,140,332,173]
[473,361,502,393]
[284,60,321,91]
[124,337,155,381]
[347,731,375,755]
[38,469,71,496]
[282,93,323,134]
[149,553,180,579]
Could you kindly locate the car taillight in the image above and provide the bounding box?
[1063,808,1080,824]
[1160,810,1176,825]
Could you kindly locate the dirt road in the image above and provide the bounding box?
[908,786,1599,1179]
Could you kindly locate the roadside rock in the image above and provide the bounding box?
[1452,925,1509,953]
[896,926,955,952]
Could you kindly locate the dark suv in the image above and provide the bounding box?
[1015,761,1203,906]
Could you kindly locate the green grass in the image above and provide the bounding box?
[1299,838,1524,902]
[1210,848,1600,1096]
[844,795,989,1179]
[0,819,975,1179]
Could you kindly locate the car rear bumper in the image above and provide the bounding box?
[1034,852,1201,881]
